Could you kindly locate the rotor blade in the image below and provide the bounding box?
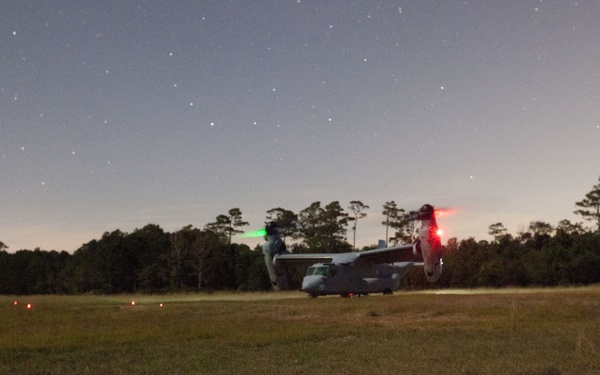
[240,228,267,238]
[434,207,459,218]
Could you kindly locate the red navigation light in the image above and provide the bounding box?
[436,229,443,237]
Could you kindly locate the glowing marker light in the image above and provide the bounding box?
[131,301,136,307]
[436,229,444,237]
[13,301,18,306]
[26,303,32,309]
[240,228,267,238]
[159,303,164,308]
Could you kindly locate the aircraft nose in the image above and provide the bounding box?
[301,276,325,293]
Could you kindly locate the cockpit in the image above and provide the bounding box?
[305,265,331,277]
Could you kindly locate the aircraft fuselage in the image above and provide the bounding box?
[300,262,416,297]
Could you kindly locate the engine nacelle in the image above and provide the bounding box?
[416,204,442,282]
[261,222,291,290]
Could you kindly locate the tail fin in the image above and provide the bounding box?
[261,222,291,290]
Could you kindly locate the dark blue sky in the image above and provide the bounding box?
[2,1,599,251]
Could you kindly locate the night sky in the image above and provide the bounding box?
[2,1,599,252]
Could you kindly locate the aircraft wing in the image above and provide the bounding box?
[354,244,420,265]
[273,244,419,267]
[273,253,334,268]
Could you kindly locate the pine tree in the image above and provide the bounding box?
[574,177,600,233]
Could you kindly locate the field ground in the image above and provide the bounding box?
[1,286,600,374]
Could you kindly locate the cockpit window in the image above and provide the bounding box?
[305,266,329,276]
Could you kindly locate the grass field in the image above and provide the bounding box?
[1,287,599,374]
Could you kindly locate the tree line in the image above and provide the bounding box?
[1,177,599,295]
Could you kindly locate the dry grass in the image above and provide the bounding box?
[1,286,599,374]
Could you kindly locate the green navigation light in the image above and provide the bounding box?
[241,228,267,238]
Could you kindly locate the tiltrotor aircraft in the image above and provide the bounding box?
[262,204,443,297]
